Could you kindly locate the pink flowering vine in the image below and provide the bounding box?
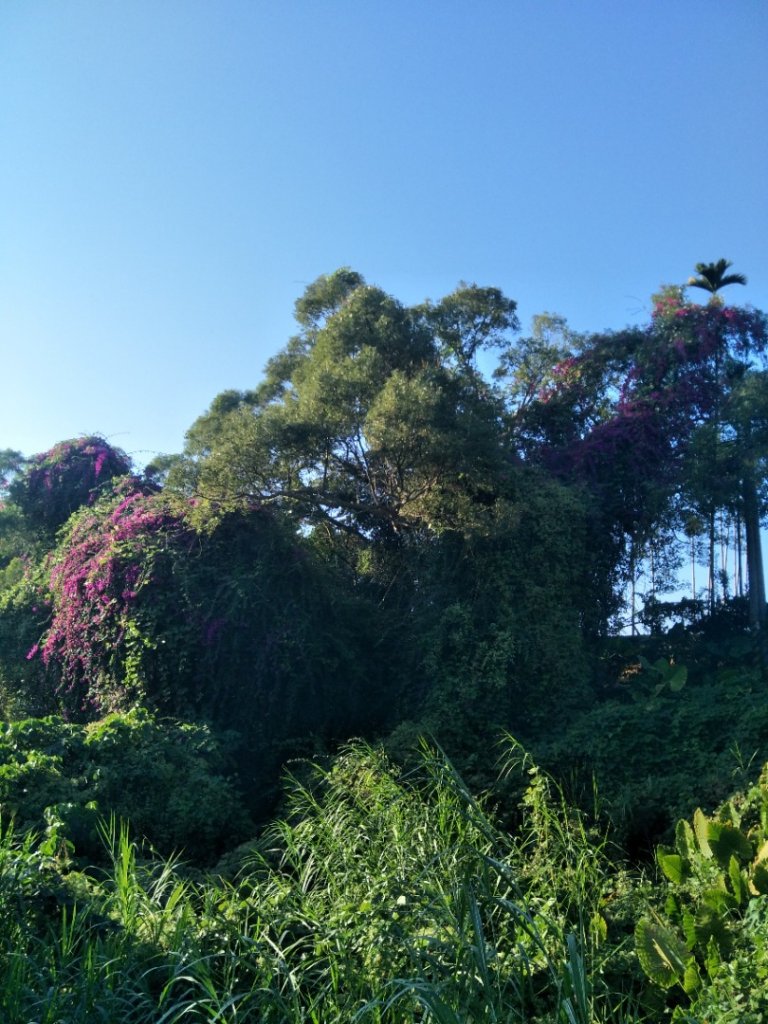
[29,489,191,709]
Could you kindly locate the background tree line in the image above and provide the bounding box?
[1,261,767,823]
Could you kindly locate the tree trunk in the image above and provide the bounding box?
[629,538,636,635]
[708,509,716,614]
[743,475,766,630]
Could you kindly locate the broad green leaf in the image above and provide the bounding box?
[635,918,688,989]
[705,935,722,980]
[682,911,697,949]
[668,666,687,691]
[658,850,686,884]
[701,886,737,915]
[694,808,712,858]
[706,821,753,866]
[693,906,732,957]
[751,862,768,896]
[590,912,608,944]
[675,818,695,860]
[728,856,748,906]
[665,893,680,918]
[683,962,702,995]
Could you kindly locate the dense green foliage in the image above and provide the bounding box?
[534,617,768,856]
[1,740,767,1022]
[0,709,250,863]
[0,741,641,1022]
[1,476,387,814]
[634,761,768,1021]
[2,262,768,1019]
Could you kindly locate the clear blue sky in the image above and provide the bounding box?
[2,1,766,467]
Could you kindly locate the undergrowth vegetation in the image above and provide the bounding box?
[0,708,251,864]
[0,741,628,1022]
[0,738,766,1022]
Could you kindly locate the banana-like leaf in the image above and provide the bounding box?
[683,962,702,996]
[675,818,695,860]
[693,906,732,957]
[728,855,748,906]
[704,935,722,980]
[702,885,737,915]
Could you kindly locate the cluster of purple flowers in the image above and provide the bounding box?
[536,296,768,539]
[25,438,130,503]
[29,491,188,699]
[9,437,134,536]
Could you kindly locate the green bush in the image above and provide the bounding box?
[10,489,387,816]
[533,658,768,857]
[0,568,58,720]
[636,764,768,1020]
[0,709,251,864]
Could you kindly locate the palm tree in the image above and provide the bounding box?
[688,259,747,303]
[685,260,765,635]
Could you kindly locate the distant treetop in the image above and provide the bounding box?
[8,436,133,534]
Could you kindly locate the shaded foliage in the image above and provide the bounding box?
[0,708,250,863]
[2,265,768,934]
[9,483,385,816]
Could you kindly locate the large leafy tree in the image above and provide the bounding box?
[169,271,519,556]
[499,322,655,632]
[0,449,23,493]
[649,272,767,626]
[162,272,600,749]
[514,265,768,632]
[0,449,28,591]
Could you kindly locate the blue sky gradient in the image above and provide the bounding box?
[2,1,766,465]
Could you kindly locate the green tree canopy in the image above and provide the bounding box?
[168,272,520,556]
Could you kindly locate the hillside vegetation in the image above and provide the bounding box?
[1,262,768,1020]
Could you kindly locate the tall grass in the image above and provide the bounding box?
[0,741,649,1022]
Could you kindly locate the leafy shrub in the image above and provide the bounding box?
[8,436,134,537]
[0,709,251,863]
[28,489,192,714]
[0,739,658,1022]
[395,472,595,795]
[683,896,768,1023]
[533,656,768,857]
[0,568,58,719]
[10,486,386,815]
[636,763,768,1020]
